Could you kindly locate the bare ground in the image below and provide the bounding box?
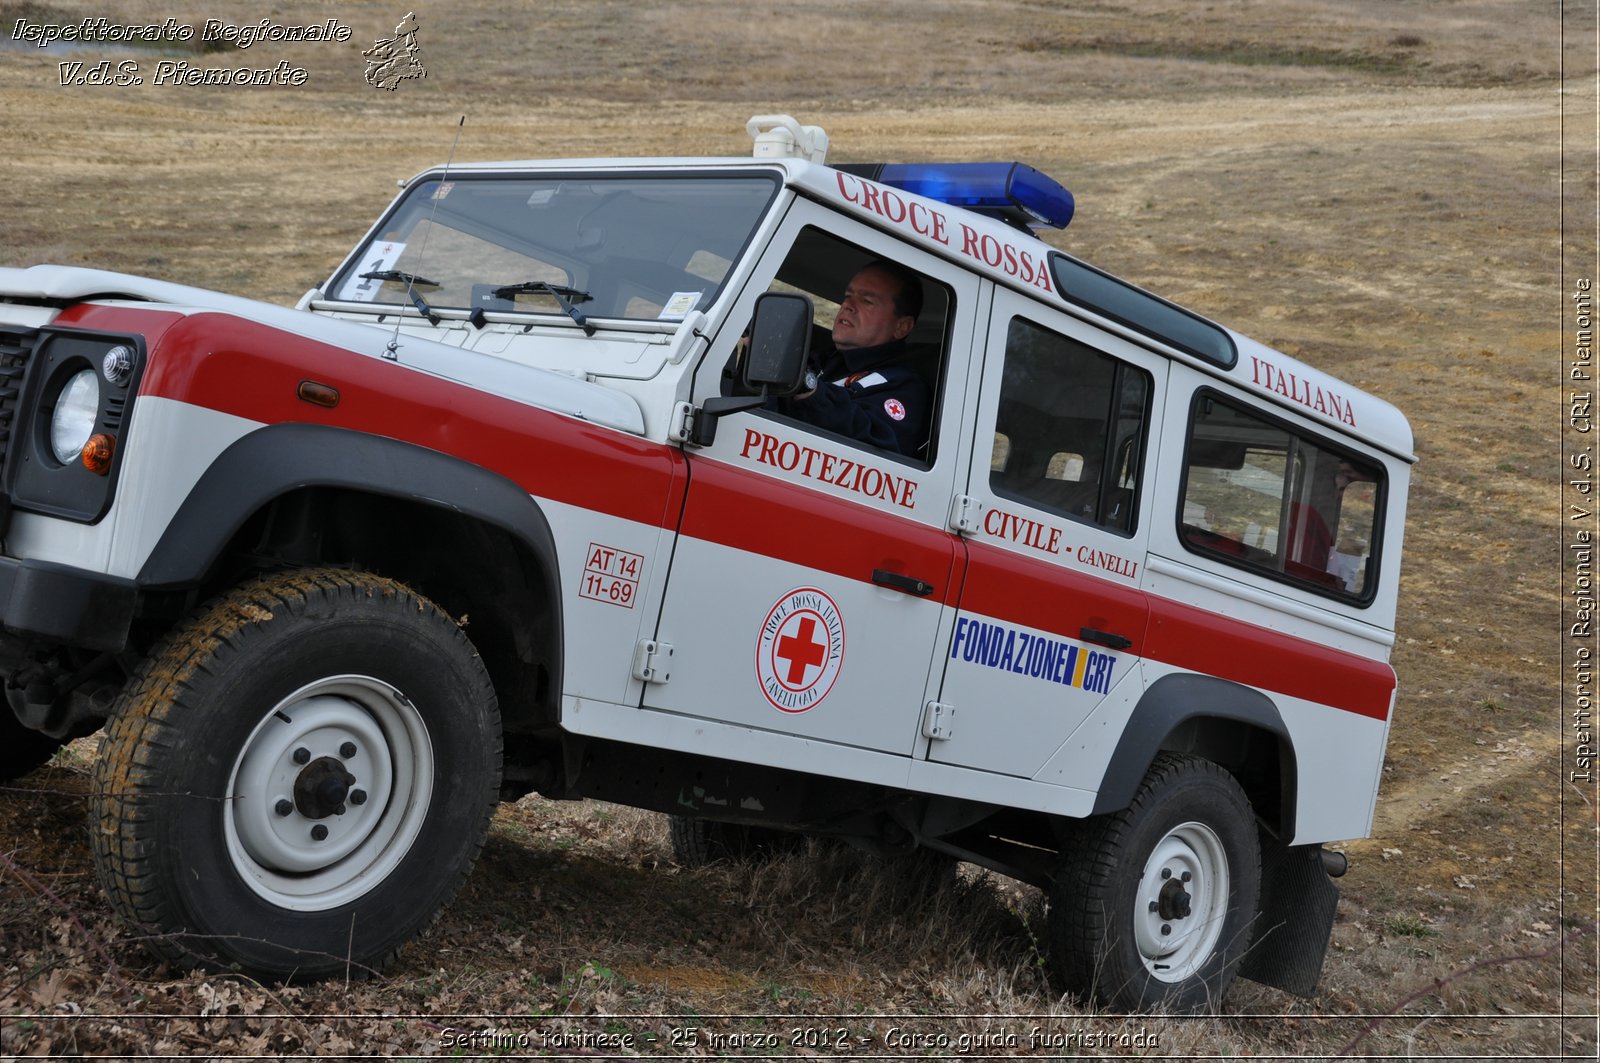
[0,0,1594,1058]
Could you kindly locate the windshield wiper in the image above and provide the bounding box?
[359,269,440,288]
[360,269,442,325]
[490,281,597,336]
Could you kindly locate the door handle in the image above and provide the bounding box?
[872,569,935,597]
[1080,627,1133,651]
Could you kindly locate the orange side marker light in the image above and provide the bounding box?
[297,380,341,408]
[81,433,115,475]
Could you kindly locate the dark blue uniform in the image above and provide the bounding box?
[787,339,930,457]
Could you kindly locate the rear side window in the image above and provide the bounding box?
[1179,391,1384,601]
[989,317,1151,534]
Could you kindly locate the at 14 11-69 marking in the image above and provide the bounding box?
[581,542,642,608]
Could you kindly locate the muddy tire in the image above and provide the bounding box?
[90,568,501,980]
[0,710,64,782]
[1048,753,1260,1012]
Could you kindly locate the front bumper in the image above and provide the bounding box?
[0,556,135,653]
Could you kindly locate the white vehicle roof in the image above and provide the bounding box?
[397,130,1415,462]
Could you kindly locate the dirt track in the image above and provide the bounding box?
[0,0,1593,1057]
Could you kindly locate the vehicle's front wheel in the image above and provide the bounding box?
[91,568,501,980]
[1048,753,1260,1012]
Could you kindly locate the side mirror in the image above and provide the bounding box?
[686,293,815,448]
[743,292,814,393]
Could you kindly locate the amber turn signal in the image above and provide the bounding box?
[297,380,340,408]
[81,433,115,476]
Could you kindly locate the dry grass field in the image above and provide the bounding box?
[0,0,1593,1058]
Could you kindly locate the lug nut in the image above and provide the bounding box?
[274,799,294,817]
[310,824,329,841]
[1161,868,1172,879]
[292,747,310,765]
[349,789,367,806]
[1161,924,1171,936]
[340,741,357,759]
[1181,871,1192,882]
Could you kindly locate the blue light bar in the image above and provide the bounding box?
[841,162,1075,230]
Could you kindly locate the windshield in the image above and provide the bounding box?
[326,172,781,323]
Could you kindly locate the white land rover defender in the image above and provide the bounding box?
[0,117,1411,1010]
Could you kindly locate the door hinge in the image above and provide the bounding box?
[632,639,674,684]
[669,401,696,445]
[921,699,955,741]
[948,494,984,535]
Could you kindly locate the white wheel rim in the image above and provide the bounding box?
[225,675,433,911]
[1133,821,1230,983]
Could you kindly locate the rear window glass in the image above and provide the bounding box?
[1179,391,1384,601]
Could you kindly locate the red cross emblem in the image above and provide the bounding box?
[756,588,845,713]
[776,615,828,686]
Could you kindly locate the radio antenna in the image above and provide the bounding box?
[386,115,466,357]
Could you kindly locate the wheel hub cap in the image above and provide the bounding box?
[1134,821,1229,983]
[293,757,356,819]
[1156,877,1193,921]
[225,677,433,911]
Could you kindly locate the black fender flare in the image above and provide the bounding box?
[137,422,561,606]
[1090,672,1295,825]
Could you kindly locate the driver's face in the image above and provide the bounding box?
[832,267,915,350]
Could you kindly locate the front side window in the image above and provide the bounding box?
[742,226,953,463]
[1179,391,1384,600]
[989,318,1151,533]
[327,173,780,322]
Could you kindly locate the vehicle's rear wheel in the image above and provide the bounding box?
[1048,752,1260,1012]
[91,568,501,980]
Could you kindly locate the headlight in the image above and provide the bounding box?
[10,329,144,526]
[50,368,100,465]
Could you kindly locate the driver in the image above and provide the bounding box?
[787,260,928,456]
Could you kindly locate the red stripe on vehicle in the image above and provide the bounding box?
[1144,595,1394,721]
[677,455,959,601]
[954,539,1391,720]
[52,304,187,349]
[62,306,687,529]
[957,539,1150,646]
[690,458,1392,721]
[68,303,1392,722]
